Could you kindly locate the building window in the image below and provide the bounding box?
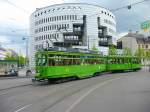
[59,16,61,20]
[64,15,66,20]
[142,45,144,48]
[57,16,59,21]
[56,25,59,29]
[67,15,69,20]
[52,25,54,30]
[67,24,69,28]
[68,6,71,9]
[46,35,48,39]
[72,15,74,20]
[70,15,72,20]
[138,45,140,48]
[46,26,48,31]
[57,34,59,38]
[75,15,77,20]
[146,45,148,49]
[78,7,81,9]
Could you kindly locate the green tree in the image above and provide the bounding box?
[109,45,117,55]
[18,55,26,66]
[92,44,98,51]
[145,50,150,66]
[135,48,145,58]
[135,48,146,65]
[4,53,26,67]
[145,50,150,59]
[123,48,132,56]
[5,53,16,60]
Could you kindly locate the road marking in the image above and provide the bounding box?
[65,78,122,112]
[14,104,31,112]
[0,92,9,96]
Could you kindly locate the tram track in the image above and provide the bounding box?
[0,76,33,80]
[12,74,126,112]
[0,83,33,92]
[0,77,33,93]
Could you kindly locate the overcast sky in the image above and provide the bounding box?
[0,0,150,55]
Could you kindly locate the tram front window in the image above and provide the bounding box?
[37,54,47,66]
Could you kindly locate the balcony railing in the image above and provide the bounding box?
[99,41,109,47]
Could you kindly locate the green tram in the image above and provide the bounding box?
[34,47,141,82]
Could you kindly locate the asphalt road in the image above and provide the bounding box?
[0,78,32,90]
[0,67,150,112]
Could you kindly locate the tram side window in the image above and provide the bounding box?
[109,58,116,64]
[48,58,64,66]
[133,59,138,64]
[49,59,55,66]
[119,59,124,64]
[48,58,81,66]
[83,58,103,65]
[48,55,106,66]
[128,59,131,64]
[132,59,135,64]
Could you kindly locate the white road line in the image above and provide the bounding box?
[65,78,122,112]
[14,104,31,112]
[0,92,9,96]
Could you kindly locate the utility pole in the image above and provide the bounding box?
[22,37,28,67]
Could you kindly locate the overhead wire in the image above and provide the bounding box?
[5,0,30,14]
[111,0,150,12]
[2,0,150,36]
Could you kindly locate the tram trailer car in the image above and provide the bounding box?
[34,47,141,82]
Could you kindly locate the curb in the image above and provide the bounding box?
[0,76,33,80]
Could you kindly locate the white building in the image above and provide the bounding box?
[29,3,117,68]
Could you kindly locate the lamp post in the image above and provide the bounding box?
[22,37,28,67]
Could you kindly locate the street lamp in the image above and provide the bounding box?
[22,37,28,67]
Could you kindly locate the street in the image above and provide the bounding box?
[0,67,150,112]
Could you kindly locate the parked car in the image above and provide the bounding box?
[7,69,18,76]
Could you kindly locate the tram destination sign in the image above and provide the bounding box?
[141,20,150,32]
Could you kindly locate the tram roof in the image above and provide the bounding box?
[37,47,101,55]
[36,47,140,58]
